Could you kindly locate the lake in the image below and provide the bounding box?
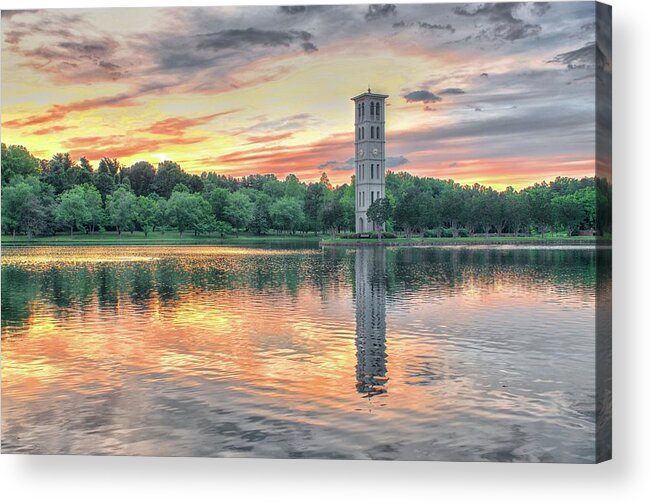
[1,244,608,462]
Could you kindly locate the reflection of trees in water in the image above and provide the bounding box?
[354,247,388,397]
[385,248,600,300]
[2,247,605,333]
[1,268,40,332]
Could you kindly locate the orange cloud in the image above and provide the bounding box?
[145,110,239,136]
[31,125,71,136]
[3,92,137,128]
[212,134,348,173]
[63,134,208,161]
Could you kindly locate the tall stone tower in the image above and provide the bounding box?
[352,88,388,233]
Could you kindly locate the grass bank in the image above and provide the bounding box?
[320,235,609,248]
[2,231,324,247]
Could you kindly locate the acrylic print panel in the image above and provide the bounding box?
[0,2,611,463]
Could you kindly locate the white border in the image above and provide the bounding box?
[2,1,650,501]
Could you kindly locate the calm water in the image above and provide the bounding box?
[2,244,606,462]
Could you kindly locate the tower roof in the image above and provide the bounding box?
[351,90,389,101]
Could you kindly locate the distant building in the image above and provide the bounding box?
[352,89,388,233]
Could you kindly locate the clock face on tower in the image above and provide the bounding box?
[358,147,364,157]
[373,148,379,155]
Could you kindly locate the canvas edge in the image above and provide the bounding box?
[595,0,612,464]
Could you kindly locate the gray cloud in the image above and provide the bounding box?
[365,4,397,22]
[318,158,355,171]
[278,6,328,16]
[392,102,594,160]
[278,6,307,15]
[419,22,455,33]
[1,9,42,19]
[548,43,600,70]
[404,90,442,103]
[439,87,465,95]
[386,156,409,168]
[197,28,316,52]
[392,21,455,33]
[16,35,125,81]
[453,2,550,41]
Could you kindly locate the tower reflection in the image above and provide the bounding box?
[354,246,388,397]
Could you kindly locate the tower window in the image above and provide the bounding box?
[370,127,374,139]
[371,192,375,204]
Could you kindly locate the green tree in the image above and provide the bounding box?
[262,178,285,199]
[304,182,326,234]
[122,161,155,196]
[98,157,122,178]
[166,191,215,236]
[321,198,343,238]
[80,184,104,233]
[525,184,553,236]
[93,171,116,203]
[437,184,464,237]
[1,176,48,238]
[152,160,187,198]
[43,153,76,194]
[207,187,230,222]
[283,174,305,199]
[394,186,424,237]
[214,220,233,238]
[478,188,499,237]
[224,191,254,234]
[135,196,158,236]
[270,196,305,234]
[71,157,94,186]
[552,194,585,236]
[503,189,529,236]
[55,186,92,235]
[153,196,168,233]
[573,187,597,230]
[249,193,272,235]
[1,144,40,185]
[339,179,356,232]
[366,197,391,240]
[106,187,137,236]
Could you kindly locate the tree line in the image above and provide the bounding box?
[1,143,611,239]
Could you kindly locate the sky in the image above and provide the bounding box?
[1,2,607,189]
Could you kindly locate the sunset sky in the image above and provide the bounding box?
[1,2,603,188]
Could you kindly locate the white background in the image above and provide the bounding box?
[1,0,649,501]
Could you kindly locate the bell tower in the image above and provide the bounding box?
[352,88,388,233]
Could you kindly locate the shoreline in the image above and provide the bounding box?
[1,235,610,249]
[320,238,610,249]
[1,234,322,247]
